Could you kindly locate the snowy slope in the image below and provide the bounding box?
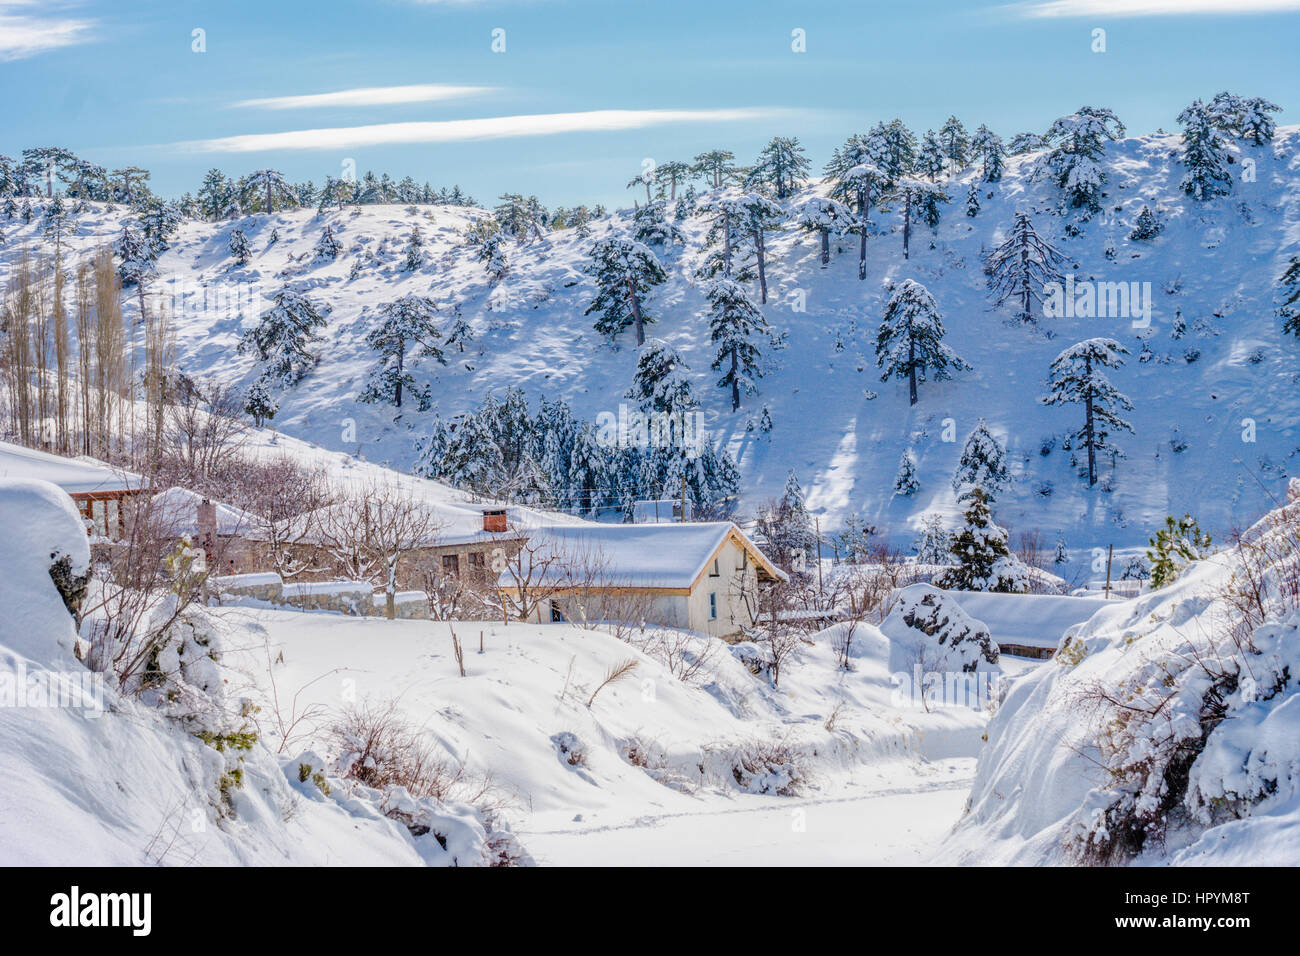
[944,490,1300,865]
[7,126,1299,557]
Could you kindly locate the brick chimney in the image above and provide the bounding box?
[482,508,507,533]
[198,498,217,550]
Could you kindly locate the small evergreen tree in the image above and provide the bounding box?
[964,183,980,218]
[358,294,447,410]
[1035,107,1125,214]
[893,448,920,495]
[745,136,810,199]
[228,227,250,266]
[627,339,695,415]
[875,280,969,406]
[1279,255,1300,338]
[1178,99,1234,201]
[705,277,771,411]
[477,232,509,280]
[913,513,951,565]
[584,237,666,346]
[938,487,1028,593]
[1042,338,1134,487]
[792,196,852,267]
[243,377,279,427]
[939,116,970,171]
[313,224,341,261]
[1146,514,1213,588]
[1129,204,1163,241]
[633,199,684,247]
[237,286,327,386]
[985,211,1066,324]
[970,125,1005,182]
[917,130,947,181]
[403,225,425,271]
[951,419,1010,499]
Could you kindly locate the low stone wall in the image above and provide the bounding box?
[213,571,430,619]
[211,572,285,604]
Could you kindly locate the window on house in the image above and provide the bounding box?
[708,592,718,620]
[441,553,460,577]
[550,600,566,623]
[467,551,486,579]
[709,557,720,577]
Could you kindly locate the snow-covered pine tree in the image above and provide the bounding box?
[358,294,447,410]
[965,183,980,218]
[1279,255,1300,338]
[237,286,327,387]
[1235,95,1282,145]
[865,119,917,186]
[1129,204,1163,241]
[734,193,784,303]
[985,211,1066,324]
[893,448,920,495]
[917,131,946,181]
[791,196,852,267]
[1035,107,1125,215]
[1042,338,1134,487]
[939,116,970,172]
[893,178,948,258]
[627,339,695,416]
[705,277,771,411]
[477,232,509,281]
[1178,99,1234,201]
[758,470,818,572]
[403,225,425,271]
[243,377,279,427]
[633,200,684,247]
[951,419,1011,499]
[41,196,73,255]
[970,125,1005,182]
[913,513,951,565]
[758,404,773,434]
[115,222,157,288]
[938,486,1028,593]
[240,169,298,214]
[584,237,666,346]
[314,224,341,261]
[228,227,250,266]
[1053,533,1069,566]
[744,136,810,199]
[827,158,883,280]
[694,195,755,282]
[692,149,737,189]
[875,279,969,406]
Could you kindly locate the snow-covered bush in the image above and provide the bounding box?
[709,737,810,796]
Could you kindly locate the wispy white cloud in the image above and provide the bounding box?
[0,1,95,62]
[1010,0,1300,17]
[174,107,789,154]
[233,84,494,110]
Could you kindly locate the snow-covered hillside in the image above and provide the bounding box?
[5,127,1298,559]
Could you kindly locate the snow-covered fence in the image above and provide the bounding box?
[212,573,430,619]
[211,572,285,604]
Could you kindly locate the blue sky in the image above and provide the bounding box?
[2,0,1298,207]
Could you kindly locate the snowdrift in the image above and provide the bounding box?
[946,488,1300,865]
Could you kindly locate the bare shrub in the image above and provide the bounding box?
[713,737,811,796]
[585,656,638,707]
[329,700,502,806]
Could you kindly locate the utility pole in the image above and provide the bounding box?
[679,472,687,523]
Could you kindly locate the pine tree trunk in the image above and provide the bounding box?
[755,230,767,304]
[1085,357,1097,486]
[908,337,918,406]
[903,192,912,261]
[858,186,870,280]
[820,228,830,267]
[723,211,732,277]
[628,280,645,345]
[395,342,405,408]
[730,349,740,411]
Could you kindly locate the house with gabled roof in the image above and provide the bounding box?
[499,521,787,638]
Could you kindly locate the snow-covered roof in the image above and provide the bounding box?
[0,441,142,496]
[151,487,258,537]
[501,521,786,591]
